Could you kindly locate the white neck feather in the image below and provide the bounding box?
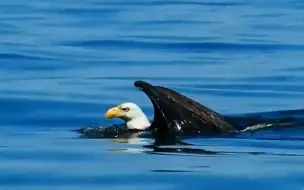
[126,116,150,130]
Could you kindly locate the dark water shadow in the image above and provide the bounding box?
[142,144,304,158]
[150,169,194,173]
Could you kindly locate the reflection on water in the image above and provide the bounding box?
[106,142,304,158]
[109,134,150,145]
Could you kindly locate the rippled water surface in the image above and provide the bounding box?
[1,0,304,189]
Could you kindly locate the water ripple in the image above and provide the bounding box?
[62,39,304,52]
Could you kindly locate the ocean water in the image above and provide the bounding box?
[1,0,304,189]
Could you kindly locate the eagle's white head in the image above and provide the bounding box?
[104,102,150,130]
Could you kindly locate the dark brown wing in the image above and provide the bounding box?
[154,85,235,133]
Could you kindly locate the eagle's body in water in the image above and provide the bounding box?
[74,81,304,144]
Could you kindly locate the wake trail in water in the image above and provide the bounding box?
[224,108,304,135]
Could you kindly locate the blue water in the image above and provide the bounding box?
[1,0,304,189]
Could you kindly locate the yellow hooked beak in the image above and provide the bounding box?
[104,106,125,119]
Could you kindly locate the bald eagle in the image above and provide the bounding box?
[74,81,304,144]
